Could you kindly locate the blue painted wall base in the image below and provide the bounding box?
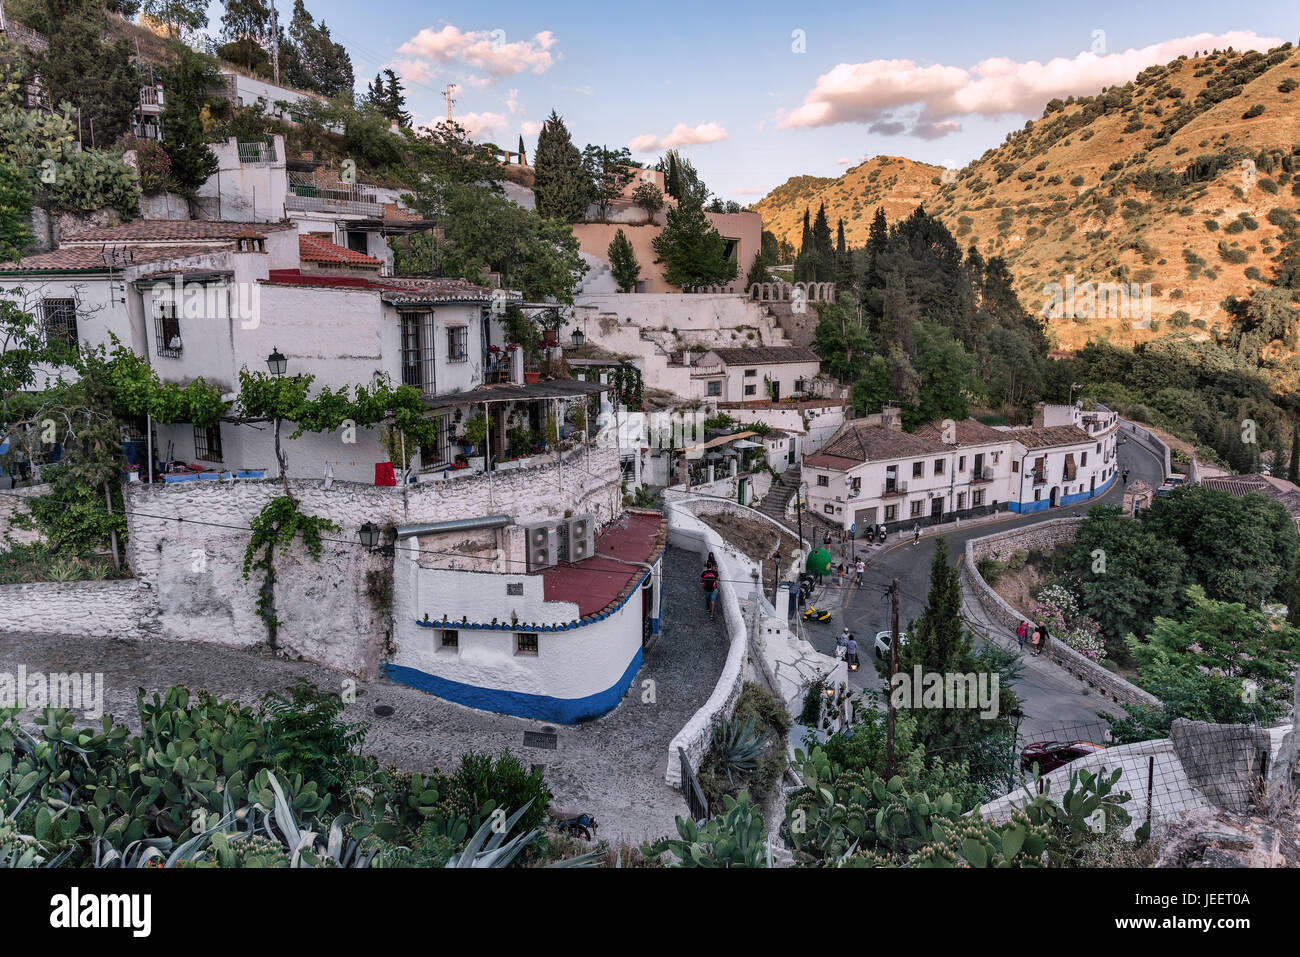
[1009,473,1115,513]
[382,648,643,725]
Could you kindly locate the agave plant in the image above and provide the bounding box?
[712,716,770,786]
[445,800,602,868]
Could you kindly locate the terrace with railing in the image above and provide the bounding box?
[881,480,908,498]
[237,138,277,164]
[285,171,384,216]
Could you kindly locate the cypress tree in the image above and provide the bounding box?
[1290,427,1300,485]
[607,229,640,292]
[533,110,592,222]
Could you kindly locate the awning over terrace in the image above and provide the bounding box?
[419,379,609,413]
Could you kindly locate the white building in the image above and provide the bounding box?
[386,509,665,723]
[689,346,822,404]
[803,404,1120,534]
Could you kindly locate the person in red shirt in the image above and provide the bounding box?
[701,554,720,620]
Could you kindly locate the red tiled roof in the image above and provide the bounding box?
[1009,425,1092,449]
[542,512,666,617]
[803,453,863,471]
[0,244,224,273]
[61,220,295,243]
[298,234,382,267]
[819,422,950,462]
[913,418,1011,447]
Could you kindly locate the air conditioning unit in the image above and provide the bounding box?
[524,523,558,571]
[562,514,596,563]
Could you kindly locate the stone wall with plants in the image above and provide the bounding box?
[961,519,1161,710]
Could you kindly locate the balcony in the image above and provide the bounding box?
[972,465,994,483]
[139,85,164,114]
[237,139,277,164]
[286,170,384,215]
[1031,469,1047,485]
[881,480,908,498]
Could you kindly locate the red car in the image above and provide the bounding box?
[1019,740,1106,774]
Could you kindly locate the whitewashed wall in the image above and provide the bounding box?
[0,580,158,641]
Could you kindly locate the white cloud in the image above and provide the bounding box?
[425,111,508,141]
[521,120,543,137]
[397,26,557,86]
[628,121,729,152]
[505,89,525,116]
[733,187,766,196]
[779,31,1283,137]
[835,157,851,165]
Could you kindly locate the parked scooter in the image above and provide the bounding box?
[877,523,888,545]
[803,604,832,623]
[865,525,875,545]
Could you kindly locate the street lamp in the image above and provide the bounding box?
[358,521,381,550]
[1009,707,1026,781]
[267,347,288,378]
[571,328,585,348]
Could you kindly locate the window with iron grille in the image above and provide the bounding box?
[155,300,182,357]
[446,325,468,362]
[420,413,452,467]
[440,629,458,650]
[910,500,923,517]
[401,312,436,392]
[515,633,538,656]
[193,424,223,462]
[40,298,78,348]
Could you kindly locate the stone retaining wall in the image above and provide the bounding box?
[0,580,158,641]
[962,518,1161,710]
[663,499,751,787]
[0,483,51,546]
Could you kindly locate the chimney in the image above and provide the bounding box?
[880,404,902,431]
[683,350,691,367]
[1032,403,1045,428]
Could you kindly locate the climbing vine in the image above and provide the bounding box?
[241,496,340,648]
[607,363,643,409]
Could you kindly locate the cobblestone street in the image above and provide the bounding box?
[0,546,728,845]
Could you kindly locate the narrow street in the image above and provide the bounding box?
[796,427,1165,741]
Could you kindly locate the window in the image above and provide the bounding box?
[957,492,966,509]
[823,504,834,515]
[401,312,436,392]
[515,633,538,657]
[744,383,757,396]
[154,300,182,357]
[1033,488,1042,501]
[40,298,78,348]
[440,629,458,651]
[910,500,923,517]
[446,325,468,362]
[884,505,897,522]
[934,458,945,476]
[1081,451,1088,467]
[1096,442,1101,453]
[816,474,829,487]
[421,413,452,468]
[744,369,757,377]
[1012,460,1020,472]
[346,232,368,254]
[958,455,966,472]
[193,424,223,462]
[912,461,924,478]
[706,380,721,396]
[973,490,984,507]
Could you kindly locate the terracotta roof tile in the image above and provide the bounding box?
[913,418,1012,448]
[0,244,224,273]
[819,422,950,462]
[298,234,382,267]
[1008,425,1092,449]
[61,220,294,242]
[706,346,820,365]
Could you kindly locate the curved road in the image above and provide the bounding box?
[799,425,1166,741]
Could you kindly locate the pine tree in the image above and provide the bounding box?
[218,0,272,72]
[533,111,592,222]
[34,0,139,147]
[607,229,640,292]
[652,196,738,289]
[1290,427,1300,485]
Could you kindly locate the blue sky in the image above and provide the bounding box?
[214,0,1299,200]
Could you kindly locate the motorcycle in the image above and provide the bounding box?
[864,525,875,545]
[547,805,598,841]
[877,524,888,545]
[803,604,832,623]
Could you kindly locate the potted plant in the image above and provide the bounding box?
[123,464,140,483]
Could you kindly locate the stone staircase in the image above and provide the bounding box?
[757,465,801,524]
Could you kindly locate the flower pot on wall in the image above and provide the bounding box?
[524,371,541,384]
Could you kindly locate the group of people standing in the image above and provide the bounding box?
[1016,620,1050,656]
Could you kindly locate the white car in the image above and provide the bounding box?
[874,630,907,660]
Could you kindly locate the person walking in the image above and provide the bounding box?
[855,558,865,587]
[845,634,859,671]
[1122,466,1130,485]
[1016,620,1028,650]
[913,522,921,546]
[701,555,719,620]
[1030,626,1042,657]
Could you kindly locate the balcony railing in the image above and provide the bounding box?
[881,480,908,497]
[1031,470,1047,485]
[286,172,384,215]
[237,139,277,164]
[139,86,164,110]
[972,465,994,482]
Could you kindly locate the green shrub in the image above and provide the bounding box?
[442,751,551,833]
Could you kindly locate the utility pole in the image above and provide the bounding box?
[269,0,281,85]
[442,83,457,122]
[885,577,900,780]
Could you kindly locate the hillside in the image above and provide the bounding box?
[752,156,943,249]
[754,45,1300,350]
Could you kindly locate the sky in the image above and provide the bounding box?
[209,0,1299,201]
